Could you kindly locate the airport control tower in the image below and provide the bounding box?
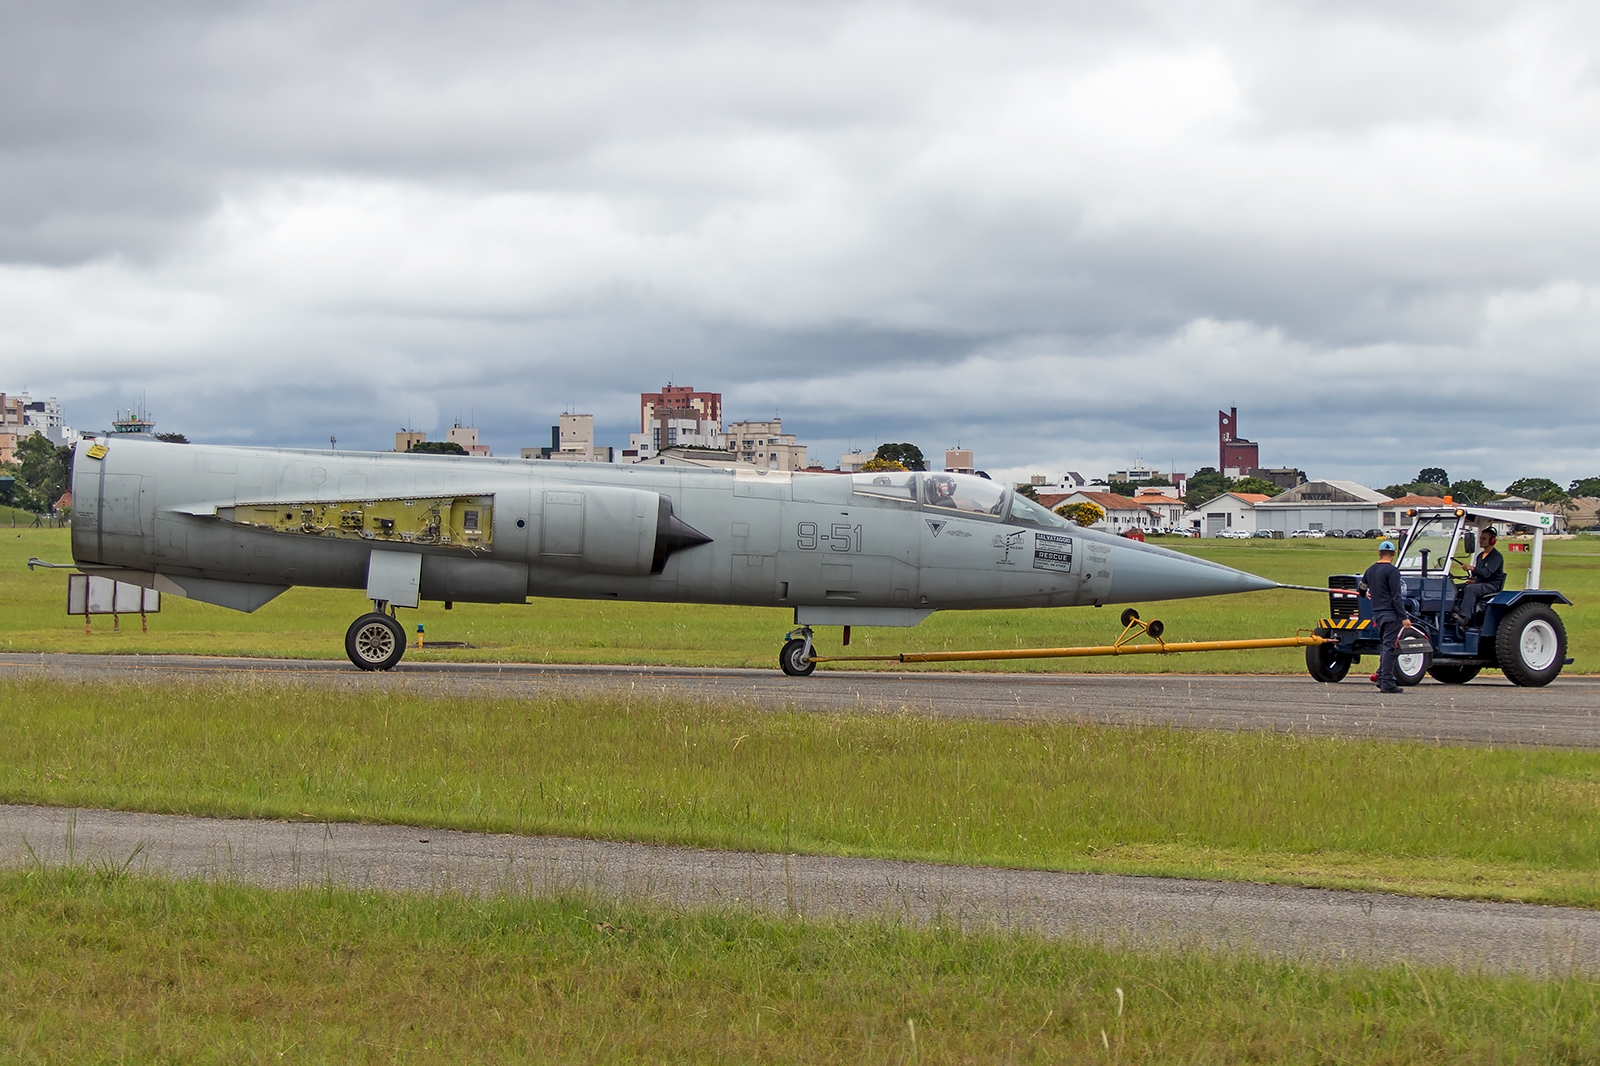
[110,401,157,436]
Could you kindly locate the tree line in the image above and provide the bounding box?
[1378,468,1598,506]
[1,436,73,514]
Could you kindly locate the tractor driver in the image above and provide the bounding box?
[1452,526,1505,625]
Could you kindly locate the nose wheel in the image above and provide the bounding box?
[779,627,816,676]
[346,604,406,671]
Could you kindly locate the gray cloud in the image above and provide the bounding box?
[3,0,1599,490]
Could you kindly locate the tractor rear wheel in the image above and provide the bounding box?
[1427,664,1481,685]
[1495,603,1567,687]
[1305,642,1351,683]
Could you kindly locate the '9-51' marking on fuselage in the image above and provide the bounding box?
[796,522,863,553]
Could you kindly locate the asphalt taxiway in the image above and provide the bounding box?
[2,652,1596,748]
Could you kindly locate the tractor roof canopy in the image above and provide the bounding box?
[1405,505,1556,530]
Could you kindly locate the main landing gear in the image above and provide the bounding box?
[346,601,406,671]
[779,626,816,677]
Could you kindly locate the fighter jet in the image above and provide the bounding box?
[66,437,1275,673]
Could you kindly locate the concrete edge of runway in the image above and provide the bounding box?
[3,803,1598,978]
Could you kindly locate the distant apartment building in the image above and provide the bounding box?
[22,396,68,444]
[641,384,721,431]
[1109,463,1162,483]
[945,448,975,474]
[1,392,76,461]
[395,425,489,455]
[1106,465,1188,497]
[0,395,23,464]
[446,423,491,457]
[839,449,876,473]
[628,383,723,460]
[523,413,613,463]
[727,419,808,471]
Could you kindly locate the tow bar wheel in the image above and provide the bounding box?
[1305,641,1351,683]
[346,612,406,671]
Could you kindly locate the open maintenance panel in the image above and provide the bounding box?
[223,496,494,552]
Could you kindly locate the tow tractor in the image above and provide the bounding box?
[1306,505,1573,687]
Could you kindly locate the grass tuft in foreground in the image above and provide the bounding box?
[1,868,1596,1064]
[4,676,1600,906]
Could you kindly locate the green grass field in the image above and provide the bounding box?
[6,676,1600,907]
[11,528,1596,1059]
[6,527,1597,672]
[3,868,1595,1064]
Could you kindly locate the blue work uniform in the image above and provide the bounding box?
[1363,559,1408,692]
[1456,546,1505,621]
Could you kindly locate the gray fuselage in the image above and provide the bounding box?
[70,438,1273,623]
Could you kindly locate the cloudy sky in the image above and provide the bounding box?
[3,1,1598,489]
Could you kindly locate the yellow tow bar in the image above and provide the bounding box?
[808,610,1331,665]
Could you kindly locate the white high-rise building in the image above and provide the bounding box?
[727,419,808,471]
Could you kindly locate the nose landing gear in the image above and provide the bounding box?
[779,626,816,676]
[346,601,406,671]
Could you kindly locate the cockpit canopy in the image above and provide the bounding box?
[850,470,1070,529]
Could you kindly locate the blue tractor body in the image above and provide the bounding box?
[1307,506,1573,687]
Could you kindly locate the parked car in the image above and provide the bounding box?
[1325,528,1345,538]
[1346,528,1369,539]
[1217,528,1252,539]
[1364,528,1383,538]
[1253,529,1277,538]
[1290,529,1326,539]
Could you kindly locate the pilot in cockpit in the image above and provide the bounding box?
[924,474,959,508]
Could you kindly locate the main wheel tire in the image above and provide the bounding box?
[1495,603,1567,687]
[1394,646,1430,686]
[779,638,816,677]
[1305,642,1351,683]
[1427,664,1482,685]
[346,612,406,671]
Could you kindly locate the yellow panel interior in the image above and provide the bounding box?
[229,496,493,551]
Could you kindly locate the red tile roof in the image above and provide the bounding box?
[1073,491,1157,511]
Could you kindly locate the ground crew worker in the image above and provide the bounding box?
[1362,539,1413,694]
[1452,527,1505,624]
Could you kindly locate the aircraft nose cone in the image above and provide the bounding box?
[1106,542,1277,603]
